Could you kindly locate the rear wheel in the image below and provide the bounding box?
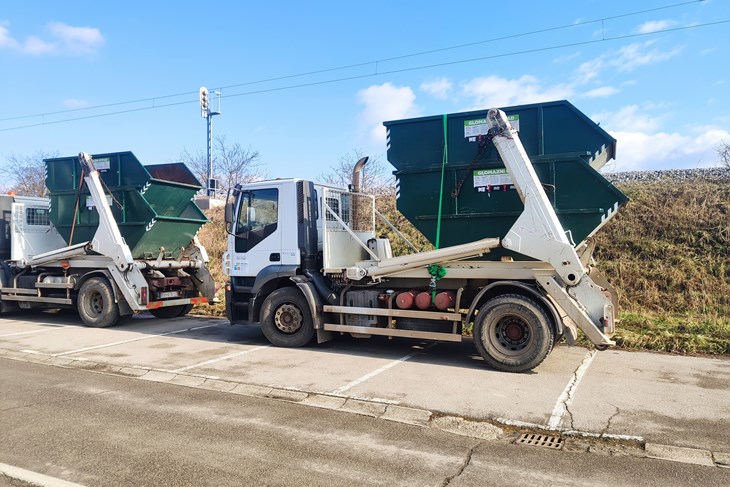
[260,287,314,347]
[473,294,554,373]
[150,304,194,319]
[77,277,120,328]
[178,303,194,317]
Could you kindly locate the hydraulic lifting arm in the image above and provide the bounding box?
[77,152,150,310]
[486,109,615,347]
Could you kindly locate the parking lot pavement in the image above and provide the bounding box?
[568,349,730,452]
[1,311,729,456]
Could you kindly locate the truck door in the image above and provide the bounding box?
[230,188,282,277]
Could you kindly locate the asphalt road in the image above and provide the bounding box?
[1,311,728,455]
[2,359,728,487]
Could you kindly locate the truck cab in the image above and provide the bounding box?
[224,179,377,325]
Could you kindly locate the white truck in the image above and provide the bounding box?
[0,153,215,326]
[223,108,622,372]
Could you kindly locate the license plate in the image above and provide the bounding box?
[158,291,180,299]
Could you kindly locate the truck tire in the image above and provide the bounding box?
[473,294,554,373]
[260,287,314,348]
[149,304,193,319]
[178,304,194,317]
[77,277,121,328]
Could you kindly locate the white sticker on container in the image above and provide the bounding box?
[464,114,519,140]
[464,118,489,138]
[94,157,111,171]
[86,195,113,208]
[473,168,514,189]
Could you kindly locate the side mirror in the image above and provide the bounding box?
[224,202,234,234]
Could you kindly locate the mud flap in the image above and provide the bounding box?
[291,277,333,344]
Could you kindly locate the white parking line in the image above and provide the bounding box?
[22,323,222,357]
[169,345,271,373]
[0,325,80,338]
[0,462,86,487]
[330,344,436,396]
[547,349,596,430]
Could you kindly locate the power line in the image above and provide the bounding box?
[0,90,198,123]
[1,17,725,132]
[0,0,704,124]
[216,0,705,91]
[219,20,729,98]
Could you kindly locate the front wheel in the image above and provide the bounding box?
[260,287,314,347]
[473,294,554,373]
[77,277,121,328]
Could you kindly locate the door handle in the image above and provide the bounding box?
[269,253,281,262]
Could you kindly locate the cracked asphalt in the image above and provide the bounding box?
[3,359,730,487]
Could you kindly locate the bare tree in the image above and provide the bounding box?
[180,135,264,193]
[716,141,730,169]
[318,149,394,195]
[1,150,59,197]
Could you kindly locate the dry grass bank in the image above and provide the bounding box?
[594,179,729,354]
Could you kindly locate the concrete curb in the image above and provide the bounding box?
[645,443,716,467]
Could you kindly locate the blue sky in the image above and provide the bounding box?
[1,0,728,184]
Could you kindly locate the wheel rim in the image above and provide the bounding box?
[486,315,533,357]
[274,303,303,334]
[89,292,104,316]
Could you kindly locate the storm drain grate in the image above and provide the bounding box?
[515,433,564,450]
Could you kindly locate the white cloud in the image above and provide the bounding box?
[0,21,104,56]
[357,83,420,143]
[571,40,682,88]
[610,129,729,171]
[461,75,573,109]
[595,105,730,170]
[0,22,18,49]
[592,27,606,39]
[612,41,683,72]
[553,52,580,64]
[575,58,604,84]
[420,78,453,100]
[62,98,89,109]
[48,22,104,55]
[23,35,55,55]
[634,19,677,34]
[584,86,619,98]
[592,105,663,133]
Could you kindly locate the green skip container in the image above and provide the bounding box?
[45,151,208,259]
[383,100,628,258]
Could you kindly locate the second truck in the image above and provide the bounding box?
[224,101,628,372]
[0,151,215,326]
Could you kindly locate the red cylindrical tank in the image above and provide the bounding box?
[433,291,455,311]
[415,291,432,310]
[395,290,416,309]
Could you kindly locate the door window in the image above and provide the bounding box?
[235,188,279,253]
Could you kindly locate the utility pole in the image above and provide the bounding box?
[199,87,221,197]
